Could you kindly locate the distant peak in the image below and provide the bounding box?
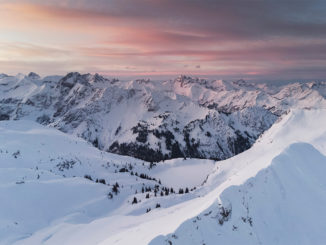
[0,73,8,79]
[135,78,151,84]
[58,72,84,89]
[91,73,107,83]
[233,79,246,85]
[175,75,193,82]
[174,75,196,86]
[174,75,213,88]
[27,72,40,79]
[64,72,81,79]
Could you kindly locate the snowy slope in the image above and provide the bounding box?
[2,109,326,245]
[0,120,214,245]
[150,109,326,245]
[152,143,326,245]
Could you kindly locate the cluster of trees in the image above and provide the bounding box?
[139,184,194,199]
[12,150,21,158]
[140,185,176,197]
[132,183,194,207]
[107,182,120,199]
[132,122,149,143]
[112,182,119,194]
[178,187,189,194]
[56,159,76,171]
[84,175,106,185]
[142,186,154,193]
[118,163,134,173]
[96,179,106,184]
[109,141,165,162]
[138,173,157,181]
[83,175,120,200]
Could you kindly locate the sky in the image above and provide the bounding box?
[1,0,326,80]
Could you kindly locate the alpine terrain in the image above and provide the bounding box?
[1,73,326,244]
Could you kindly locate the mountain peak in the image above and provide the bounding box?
[0,73,8,79]
[27,72,41,79]
[91,73,109,83]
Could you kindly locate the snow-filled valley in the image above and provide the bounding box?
[1,73,326,244]
[0,119,216,244]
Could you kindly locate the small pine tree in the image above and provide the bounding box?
[156,203,161,208]
[179,188,184,194]
[146,193,150,199]
[112,182,119,195]
[98,179,106,185]
[185,187,189,193]
[84,175,93,181]
[132,197,138,204]
[93,138,99,147]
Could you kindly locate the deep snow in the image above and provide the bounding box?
[1,109,326,244]
[0,120,214,244]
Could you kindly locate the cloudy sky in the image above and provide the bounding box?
[1,0,326,80]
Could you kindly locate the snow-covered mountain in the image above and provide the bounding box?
[1,72,326,162]
[2,108,326,244]
[2,71,326,244]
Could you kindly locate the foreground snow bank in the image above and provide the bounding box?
[151,142,326,244]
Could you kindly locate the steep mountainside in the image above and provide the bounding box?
[1,72,325,161]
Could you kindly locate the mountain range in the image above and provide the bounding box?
[1,73,326,244]
[2,72,325,162]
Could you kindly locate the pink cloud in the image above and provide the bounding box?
[1,1,326,80]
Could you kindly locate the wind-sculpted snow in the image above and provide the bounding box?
[3,73,325,162]
[151,143,326,245]
[147,109,326,245]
